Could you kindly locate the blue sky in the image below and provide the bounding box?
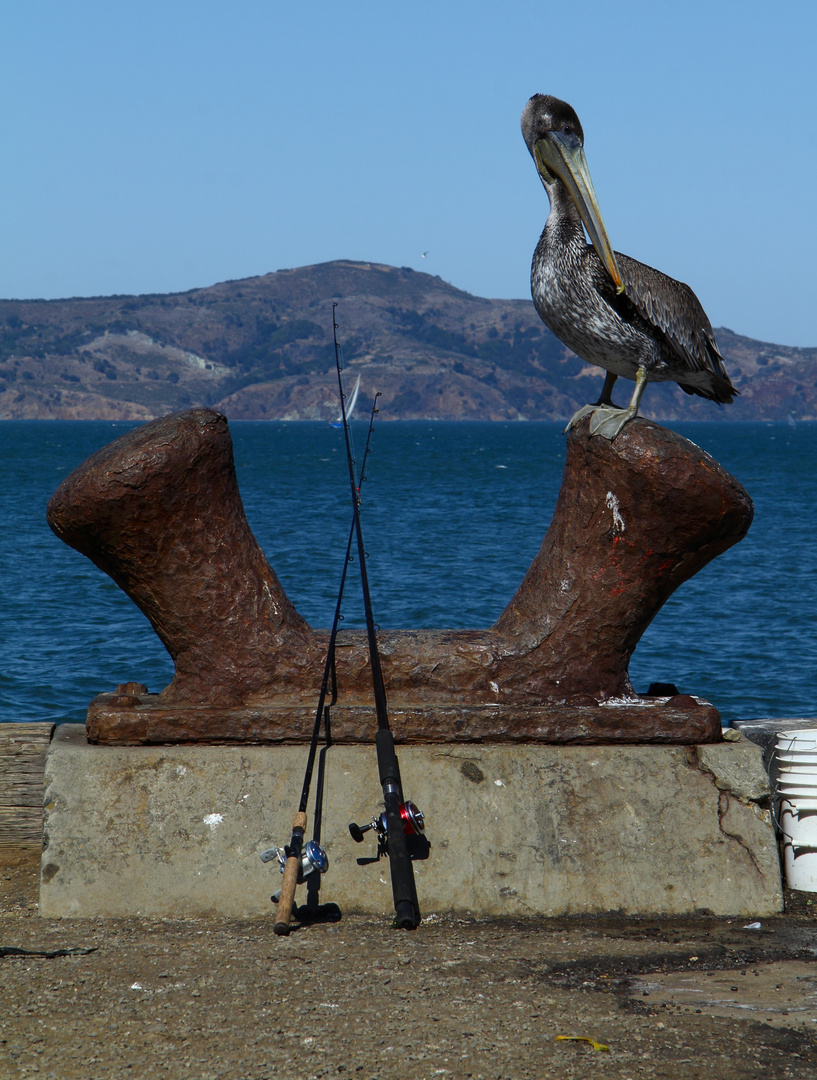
[2,2,815,346]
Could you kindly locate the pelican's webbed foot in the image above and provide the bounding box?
[564,366,649,441]
[588,404,638,439]
[564,403,598,431]
[564,404,637,440]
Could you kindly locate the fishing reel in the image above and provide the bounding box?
[348,800,425,856]
[259,839,329,903]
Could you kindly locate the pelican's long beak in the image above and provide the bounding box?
[534,133,624,294]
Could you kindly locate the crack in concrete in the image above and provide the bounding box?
[682,746,774,884]
[687,744,771,808]
[717,791,767,881]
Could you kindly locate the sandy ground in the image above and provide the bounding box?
[3,844,817,1079]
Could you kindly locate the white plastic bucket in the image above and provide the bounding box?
[777,729,817,752]
[778,786,817,800]
[778,746,817,759]
[776,752,817,765]
[780,800,817,891]
[778,771,817,782]
[775,730,817,890]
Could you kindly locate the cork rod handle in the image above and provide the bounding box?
[273,811,307,936]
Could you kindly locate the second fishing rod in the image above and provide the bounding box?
[333,305,422,930]
[265,389,381,934]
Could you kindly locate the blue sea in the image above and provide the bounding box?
[2,419,816,727]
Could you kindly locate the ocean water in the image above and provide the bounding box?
[1,419,816,727]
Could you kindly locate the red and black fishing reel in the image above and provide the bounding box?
[349,800,425,855]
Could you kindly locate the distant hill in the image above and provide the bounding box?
[0,260,813,421]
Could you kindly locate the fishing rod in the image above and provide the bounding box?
[261,390,381,936]
[332,304,422,931]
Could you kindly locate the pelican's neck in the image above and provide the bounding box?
[531,179,591,321]
[543,179,586,251]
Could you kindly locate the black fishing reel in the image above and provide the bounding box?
[259,839,329,903]
[349,800,425,855]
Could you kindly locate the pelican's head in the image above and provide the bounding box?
[521,94,623,294]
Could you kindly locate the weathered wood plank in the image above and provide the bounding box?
[0,723,53,759]
[0,723,54,843]
[0,770,45,805]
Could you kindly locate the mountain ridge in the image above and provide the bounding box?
[0,260,813,422]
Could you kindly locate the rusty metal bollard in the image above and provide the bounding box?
[47,409,752,745]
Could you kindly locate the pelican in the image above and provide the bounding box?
[521,94,737,439]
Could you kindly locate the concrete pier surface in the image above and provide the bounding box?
[3,720,816,1077]
[3,843,817,1080]
[41,724,782,919]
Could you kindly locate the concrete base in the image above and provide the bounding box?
[40,725,783,919]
